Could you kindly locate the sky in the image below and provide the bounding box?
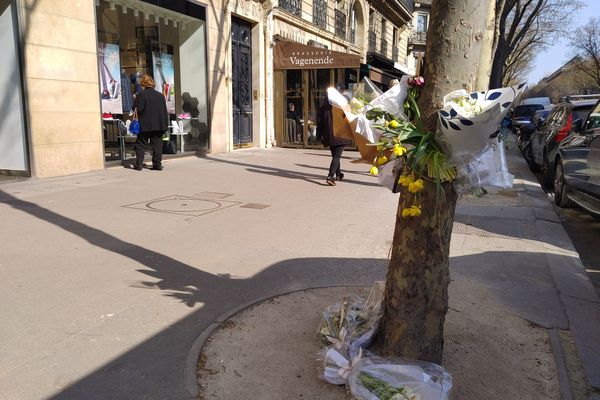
[526,0,600,85]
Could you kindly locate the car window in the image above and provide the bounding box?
[572,106,593,123]
[585,113,600,130]
[513,104,544,117]
[547,107,564,127]
[584,101,600,130]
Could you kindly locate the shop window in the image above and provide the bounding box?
[96,0,208,161]
[284,70,304,146]
[0,0,28,172]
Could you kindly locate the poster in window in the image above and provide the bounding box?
[97,42,123,114]
[152,52,175,114]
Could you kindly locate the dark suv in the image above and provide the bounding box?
[511,104,545,134]
[553,101,600,216]
[530,97,599,188]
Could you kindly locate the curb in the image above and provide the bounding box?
[184,284,371,398]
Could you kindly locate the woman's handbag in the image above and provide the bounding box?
[129,109,140,135]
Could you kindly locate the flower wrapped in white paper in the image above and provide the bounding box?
[459,137,514,189]
[347,357,453,400]
[320,345,363,385]
[437,83,526,166]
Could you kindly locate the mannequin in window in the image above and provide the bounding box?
[121,68,133,113]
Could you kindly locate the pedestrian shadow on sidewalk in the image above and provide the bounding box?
[0,190,387,399]
[203,155,380,187]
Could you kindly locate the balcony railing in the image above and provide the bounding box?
[401,0,414,13]
[380,38,387,56]
[408,30,427,45]
[368,30,376,52]
[313,0,327,29]
[280,0,302,17]
[334,9,347,39]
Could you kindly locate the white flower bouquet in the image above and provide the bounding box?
[347,357,453,400]
[437,83,526,166]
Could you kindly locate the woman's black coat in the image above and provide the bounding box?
[317,100,348,148]
[137,88,169,135]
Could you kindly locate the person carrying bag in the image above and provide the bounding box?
[133,74,169,171]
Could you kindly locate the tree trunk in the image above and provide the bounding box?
[382,181,457,362]
[476,0,497,90]
[382,0,488,364]
[418,0,489,132]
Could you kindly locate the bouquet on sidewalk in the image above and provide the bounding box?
[317,282,384,384]
[347,357,453,400]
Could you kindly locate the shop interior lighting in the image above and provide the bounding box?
[133,9,139,17]
[109,2,115,11]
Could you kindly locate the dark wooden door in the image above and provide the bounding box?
[232,17,253,147]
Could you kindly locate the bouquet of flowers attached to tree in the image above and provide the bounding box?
[331,76,525,200]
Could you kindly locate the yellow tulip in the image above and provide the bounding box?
[409,205,422,217]
[389,120,400,128]
[398,174,412,187]
[408,179,424,193]
[377,156,388,165]
[402,205,422,217]
[393,144,407,157]
[370,166,379,176]
[376,144,384,151]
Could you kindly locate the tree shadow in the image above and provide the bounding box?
[0,190,387,399]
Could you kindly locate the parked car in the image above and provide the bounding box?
[520,96,552,107]
[519,109,552,169]
[530,97,600,188]
[553,102,600,216]
[511,104,545,134]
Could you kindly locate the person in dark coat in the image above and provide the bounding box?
[317,91,350,186]
[133,74,169,171]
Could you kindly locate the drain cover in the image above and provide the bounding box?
[123,195,241,217]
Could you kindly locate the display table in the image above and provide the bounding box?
[169,132,188,152]
[171,120,191,152]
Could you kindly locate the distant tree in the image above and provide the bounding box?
[569,18,600,89]
[489,0,583,89]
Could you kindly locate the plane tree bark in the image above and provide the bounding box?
[381,0,490,364]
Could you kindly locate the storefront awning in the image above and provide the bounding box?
[273,40,361,70]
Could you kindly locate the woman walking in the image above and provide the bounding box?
[317,91,350,185]
[133,74,169,171]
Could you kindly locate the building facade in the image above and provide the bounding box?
[1,0,413,179]
[406,0,431,76]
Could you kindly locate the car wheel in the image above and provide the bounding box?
[542,154,554,189]
[554,162,571,207]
